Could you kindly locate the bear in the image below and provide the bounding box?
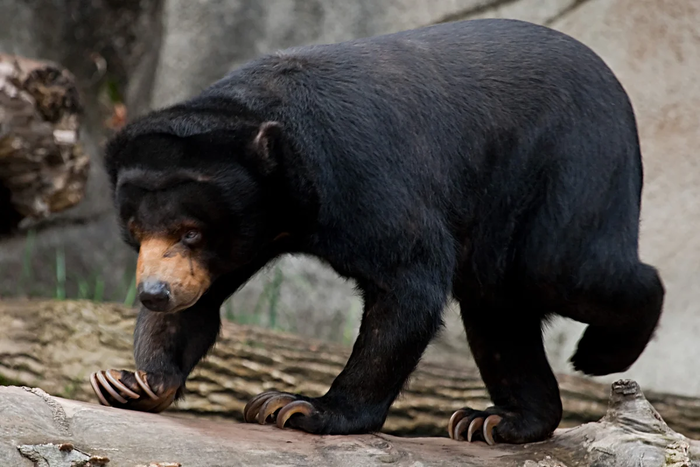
[90,18,665,445]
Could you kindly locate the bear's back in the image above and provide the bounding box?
[195,19,641,248]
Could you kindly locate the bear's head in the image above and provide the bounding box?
[104,109,288,313]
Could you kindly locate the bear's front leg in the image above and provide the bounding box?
[90,260,274,412]
[449,296,563,445]
[90,293,222,413]
[243,272,448,434]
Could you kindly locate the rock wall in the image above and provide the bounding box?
[0,0,697,395]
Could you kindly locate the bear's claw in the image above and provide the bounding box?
[448,409,502,445]
[89,369,176,413]
[134,370,159,400]
[91,370,138,404]
[243,391,316,428]
[276,400,316,428]
[257,393,297,424]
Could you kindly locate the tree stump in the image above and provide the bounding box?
[0,54,89,234]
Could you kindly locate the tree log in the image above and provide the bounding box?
[0,55,89,233]
[1,380,698,466]
[1,299,699,441]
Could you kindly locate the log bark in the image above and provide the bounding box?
[1,380,698,466]
[1,299,699,441]
[0,55,89,233]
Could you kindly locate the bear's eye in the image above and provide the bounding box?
[181,229,202,247]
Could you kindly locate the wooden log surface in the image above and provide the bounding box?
[0,54,89,232]
[1,299,699,441]
[1,380,698,466]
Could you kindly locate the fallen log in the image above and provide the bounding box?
[1,299,699,440]
[0,54,89,234]
[1,380,697,466]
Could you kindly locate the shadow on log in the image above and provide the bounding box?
[1,380,698,466]
[0,55,89,234]
[1,300,700,443]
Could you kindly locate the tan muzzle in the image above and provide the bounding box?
[136,236,211,312]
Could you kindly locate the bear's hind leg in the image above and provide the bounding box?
[561,263,664,376]
[450,295,562,445]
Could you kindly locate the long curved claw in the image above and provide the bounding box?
[89,369,178,413]
[104,369,140,399]
[448,408,503,444]
[258,394,297,424]
[95,370,128,404]
[276,401,315,429]
[135,370,159,400]
[448,409,467,439]
[467,417,484,442]
[483,415,502,446]
[452,418,468,441]
[243,391,278,423]
[243,391,317,429]
[89,372,110,406]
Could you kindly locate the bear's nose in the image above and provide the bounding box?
[138,280,172,312]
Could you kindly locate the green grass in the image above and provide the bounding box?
[250,265,284,329]
[55,247,66,300]
[12,229,135,304]
[19,229,36,289]
[103,76,124,105]
[223,299,235,321]
[0,374,22,386]
[93,276,105,302]
[61,379,81,399]
[123,274,137,307]
[77,279,90,299]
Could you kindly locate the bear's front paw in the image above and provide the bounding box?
[448,406,555,445]
[90,369,179,413]
[243,390,382,435]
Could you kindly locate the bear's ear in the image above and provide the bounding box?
[251,121,282,173]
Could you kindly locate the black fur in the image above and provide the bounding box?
[105,18,664,443]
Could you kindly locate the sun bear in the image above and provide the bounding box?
[90,18,664,445]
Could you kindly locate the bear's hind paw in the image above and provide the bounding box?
[244,391,317,429]
[448,406,557,445]
[448,408,502,445]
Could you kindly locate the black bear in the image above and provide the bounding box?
[90,18,664,445]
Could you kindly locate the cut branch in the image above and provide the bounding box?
[0,55,89,233]
[1,299,699,441]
